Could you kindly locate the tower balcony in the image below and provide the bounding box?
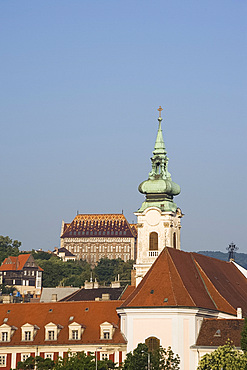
[149,251,159,257]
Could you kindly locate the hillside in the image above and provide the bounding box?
[197,251,247,270]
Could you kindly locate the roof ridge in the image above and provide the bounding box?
[193,259,236,314]
[167,248,196,306]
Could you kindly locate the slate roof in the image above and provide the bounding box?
[61,214,136,239]
[121,248,247,316]
[40,287,80,303]
[0,301,126,346]
[195,319,244,348]
[60,287,126,302]
[0,254,43,271]
[57,247,76,257]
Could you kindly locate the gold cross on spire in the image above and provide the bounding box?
[157,106,163,118]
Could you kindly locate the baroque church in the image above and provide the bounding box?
[0,108,246,370]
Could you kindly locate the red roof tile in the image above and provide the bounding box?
[0,301,126,346]
[0,254,43,272]
[121,248,247,316]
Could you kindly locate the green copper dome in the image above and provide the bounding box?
[137,108,180,213]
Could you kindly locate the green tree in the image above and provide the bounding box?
[94,258,134,285]
[0,235,21,264]
[241,317,247,353]
[53,352,98,370]
[32,250,53,261]
[122,343,149,370]
[152,346,180,370]
[197,341,247,369]
[17,356,54,370]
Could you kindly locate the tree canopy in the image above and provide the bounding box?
[0,235,21,264]
[197,341,247,370]
[122,343,180,370]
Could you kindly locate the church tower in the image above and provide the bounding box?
[134,107,183,285]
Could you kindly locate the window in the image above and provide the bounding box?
[72,330,78,340]
[173,232,177,249]
[0,355,6,366]
[24,331,31,341]
[145,336,160,352]
[24,271,27,275]
[149,232,158,250]
[101,353,109,360]
[45,353,54,360]
[32,271,35,276]
[1,332,8,342]
[103,331,110,339]
[21,354,30,362]
[48,331,55,340]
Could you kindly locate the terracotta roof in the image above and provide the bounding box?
[121,248,247,316]
[0,254,43,272]
[61,214,136,239]
[119,285,136,300]
[195,319,244,347]
[0,301,126,346]
[60,287,126,302]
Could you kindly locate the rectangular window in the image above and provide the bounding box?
[101,353,109,360]
[21,354,30,362]
[0,355,6,366]
[72,330,79,340]
[24,331,31,341]
[48,331,55,340]
[1,332,8,342]
[103,332,110,339]
[32,271,35,276]
[45,353,53,360]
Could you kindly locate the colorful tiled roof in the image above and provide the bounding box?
[121,248,247,316]
[0,254,43,271]
[0,301,126,346]
[61,214,136,239]
[195,319,244,347]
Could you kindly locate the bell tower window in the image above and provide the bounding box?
[173,232,176,249]
[149,232,158,251]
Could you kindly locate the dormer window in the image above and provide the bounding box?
[21,323,39,342]
[45,322,63,341]
[68,322,85,340]
[100,322,115,340]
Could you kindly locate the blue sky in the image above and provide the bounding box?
[1,0,246,253]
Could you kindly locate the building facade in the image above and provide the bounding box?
[0,254,43,297]
[60,214,136,264]
[0,301,127,369]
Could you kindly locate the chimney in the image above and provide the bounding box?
[237,307,242,319]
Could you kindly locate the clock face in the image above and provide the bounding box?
[146,209,161,226]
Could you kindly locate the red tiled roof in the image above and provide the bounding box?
[0,301,126,346]
[61,214,136,239]
[121,248,247,316]
[119,285,136,301]
[0,254,43,272]
[195,319,244,347]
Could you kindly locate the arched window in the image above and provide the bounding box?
[173,232,176,249]
[149,232,158,250]
[145,336,160,352]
